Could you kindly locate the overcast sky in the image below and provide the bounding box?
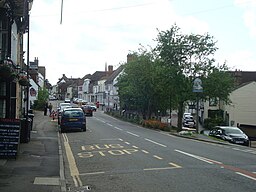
[28,0,256,85]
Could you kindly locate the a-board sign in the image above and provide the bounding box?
[0,118,20,159]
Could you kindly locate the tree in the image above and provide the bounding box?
[33,87,49,110]
[155,24,219,130]
[117,47,166,119]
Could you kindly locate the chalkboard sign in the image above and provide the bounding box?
[0,118,20,159]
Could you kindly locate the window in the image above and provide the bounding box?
[0,99,6,118]
[209,97,218,106]
[0,15,8,60]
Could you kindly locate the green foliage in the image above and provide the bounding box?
[33,87,49,110]
[117,47,168,119]
[204,117,226,130]
[116,24,234,128]
[202,65,235,103]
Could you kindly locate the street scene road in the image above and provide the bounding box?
[60,109,256,192]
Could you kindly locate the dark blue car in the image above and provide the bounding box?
[59,108,86,133]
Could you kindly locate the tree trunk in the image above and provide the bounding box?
[177,101,184,131]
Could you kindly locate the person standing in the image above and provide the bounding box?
[48,103,53,116]
[44,102,48,116]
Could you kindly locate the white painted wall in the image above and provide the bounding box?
[225,82,256,126]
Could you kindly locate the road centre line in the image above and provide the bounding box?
[141,150,149,154]
[106,123,113,127]
[126,131,140,137]
[80,171,105,176]
[144,138,167,148]
[144,167,179,171]
[114,126,123,130]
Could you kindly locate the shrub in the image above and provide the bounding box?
[204,117,226,130]
[141,119,168,130]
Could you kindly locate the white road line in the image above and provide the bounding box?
[144,138,167,147]
[126,131,140,137]
[175,149,222,165]
[144,167,177,171]
[80,171,105,176]
[153,155,163,160]
[100,138,121,141]
[132,145,139,149]
[236,172,256,181]
[141,150,149,154]
[114,126,123,130]
[125,142,130,145]
[106,123,113,127]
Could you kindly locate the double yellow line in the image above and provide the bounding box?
[62,133,83,187]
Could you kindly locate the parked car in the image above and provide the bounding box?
[57,103,72,124]
[81,105,93,116]
[209,126,250,146]
[87,102,97,111]
[59,107,86,133]
[183,115,196,128]
[64,98,71,103]
[183,112,192,119]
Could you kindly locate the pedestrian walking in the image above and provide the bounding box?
[44,102,48,116]
[48,103,53,116]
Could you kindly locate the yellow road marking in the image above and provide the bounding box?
[62,134,82,187]
[169,162,182,168]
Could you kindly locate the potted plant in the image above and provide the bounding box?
[0,64,13,78]
[18,76,30,86]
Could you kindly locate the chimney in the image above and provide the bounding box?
[107,65,113,76]
[127,54,135,63]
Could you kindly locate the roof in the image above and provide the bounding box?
[233,81,256,91]
[90,71,107,83]
[105,65,124,84]
[229,70,256,86]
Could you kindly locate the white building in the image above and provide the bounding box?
[224,81,256,127]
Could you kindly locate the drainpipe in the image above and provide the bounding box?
[26,1,30,120]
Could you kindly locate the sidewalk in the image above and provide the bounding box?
[0,110,64,192]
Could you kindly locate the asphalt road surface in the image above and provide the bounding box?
[60,109,256,192]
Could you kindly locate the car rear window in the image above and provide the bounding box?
[63,111,83,118]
